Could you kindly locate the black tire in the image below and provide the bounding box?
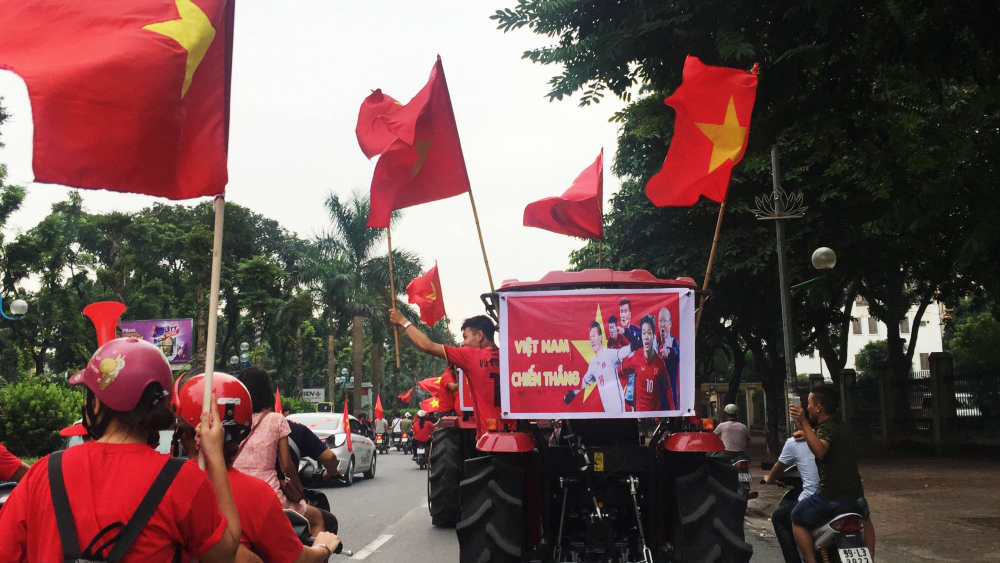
[342,458,355,487]
[455,455,524,563]
[428,427,463,528]
[669,452,752,563]
[363,452,376,479]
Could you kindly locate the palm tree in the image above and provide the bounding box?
[275,289,316,398]
[313,190,421,415]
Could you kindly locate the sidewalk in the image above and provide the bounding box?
[746,443,1000,562]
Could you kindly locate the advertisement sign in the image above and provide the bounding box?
[120,318,194,364]
[457,368,474,412]
[303,388,326,403]
[499,288,695,419]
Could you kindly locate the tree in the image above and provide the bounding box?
[949,313,1000,371]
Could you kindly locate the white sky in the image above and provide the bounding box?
[0,0,630,335]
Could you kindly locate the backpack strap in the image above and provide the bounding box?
[105,457,186,563]
[47,450,82,561]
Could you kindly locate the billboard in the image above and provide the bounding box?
[120,318,194,364]
[302,388,326,403]
[499,288,695,419]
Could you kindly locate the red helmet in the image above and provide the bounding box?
[70,338,173,412]
[175,372,252,442]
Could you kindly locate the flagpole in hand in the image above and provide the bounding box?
[387,226,402,369]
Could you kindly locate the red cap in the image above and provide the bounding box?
[59,423,88,437]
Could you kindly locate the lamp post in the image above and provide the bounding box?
[229,342,251,370]
[1,297,28,321]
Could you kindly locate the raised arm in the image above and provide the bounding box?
[790,405,830,459]
[390,308,446,359]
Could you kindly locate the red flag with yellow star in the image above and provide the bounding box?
[645,56,758,207]
[359,57,471,227]
[398,387,414,403]
[0,0,233,199]
[406,262,446,326]
[418,371,454,412]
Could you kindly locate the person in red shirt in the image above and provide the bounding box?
[0,443,29,482]
[389,310,511,442]
[411,410,435,460]
[174,372,341,563]
[606,315,630,350]
[617,315,673,412]
[438,367,460,411]
[0,338,241,563]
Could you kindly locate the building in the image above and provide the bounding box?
[796,297,945,376]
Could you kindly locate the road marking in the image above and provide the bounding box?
[352,534,393,560]
[421,501,429,508]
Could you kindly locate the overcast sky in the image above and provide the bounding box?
[0,1,632,335]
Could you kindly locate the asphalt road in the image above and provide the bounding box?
[314,449,795,562]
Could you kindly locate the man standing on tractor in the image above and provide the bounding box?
[388,310,511,440]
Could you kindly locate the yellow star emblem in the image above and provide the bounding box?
[429,398,440,408]
[412,138,433,177]
[571,304,608,402]
[694,96,747,173]
[144,0,217,98]
[425,282,437,301]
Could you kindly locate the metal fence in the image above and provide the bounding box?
[952,364,1000,432]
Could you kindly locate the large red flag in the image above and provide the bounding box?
[523,150,604,238]
[419,369,455,412]
[374,395,384,420]
[398,387,414,403]
[342,397,352,452]
[274,387,282,414]
[0,0,234,199]
[645,56,758,207]
[357,57,471,227]
[406,262,446,326]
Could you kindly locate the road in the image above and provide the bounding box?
[315,449,792,562]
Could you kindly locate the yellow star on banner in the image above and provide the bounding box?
[694,96,747,173]
[143,0,217,98]
[426,282,437,300]
[429,398,440,408]
[412,138,433,177]
[570,304,608,402]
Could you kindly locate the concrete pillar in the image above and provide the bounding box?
[809,373,825,389]
[929,352,955,454]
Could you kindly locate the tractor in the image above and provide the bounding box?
[428,269,751,563]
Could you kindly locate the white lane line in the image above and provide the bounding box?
[352,534,393,560]
[421,501,429,508]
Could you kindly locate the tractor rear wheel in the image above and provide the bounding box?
[670,453,753,563]
[456,455,524,563]
[428,426,463,527]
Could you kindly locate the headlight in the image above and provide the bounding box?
[328,433,347,448]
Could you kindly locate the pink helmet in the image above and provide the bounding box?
[70,338,173,412]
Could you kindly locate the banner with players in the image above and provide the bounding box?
[499,288,695,419]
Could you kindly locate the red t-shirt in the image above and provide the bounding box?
[412,419,434,442]
[0,442,227,563]
[437,367,458,411]
[618,351,671,412]
[0,443,23,481]
[606,333,630,350]
[443,345,513,441]
[229,468,303,563]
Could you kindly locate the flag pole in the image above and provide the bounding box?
[694,200,726,332]
[467,189,495,293]
[598,238,603,268]
[387,226,402,369]
[199,195,226,470]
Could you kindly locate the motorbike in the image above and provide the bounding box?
[396,432,409,453]
[374,432,389,455]
[711,450,757,500]
[413,440,429,470]
[760,462,872,563]
[284,509,352,557]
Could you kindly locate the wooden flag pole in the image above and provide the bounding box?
[695,200,727,332]
[467,189,495,293]
[387,226,402,369]
[199,195,226,470]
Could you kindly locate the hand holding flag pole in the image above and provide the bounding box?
[387,227,402,369]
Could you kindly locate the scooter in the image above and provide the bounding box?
[413,440,429,470]
[760,463,871,563]
[731,452,757,500]
[374,432,389,455]
[285,509,352,557]
[396,432,409,453]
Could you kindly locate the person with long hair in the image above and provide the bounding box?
[0,338,241,562]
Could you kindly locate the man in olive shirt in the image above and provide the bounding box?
[789,385,875,563]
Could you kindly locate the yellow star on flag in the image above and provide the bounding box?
[694,96,747,173]
[143,0,217,98]
[429,398,439,408]
[570,304,608,402]
[426,282,437,301]
[412,138,433,177]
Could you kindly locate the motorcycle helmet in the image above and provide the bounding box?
[724,404,738,415]
[70,338,173,412]
[176,372,253,443]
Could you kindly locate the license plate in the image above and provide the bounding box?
[417,448,426,454]
[738,472,751,482]
[376,438,382,443]
[838,548,872,563]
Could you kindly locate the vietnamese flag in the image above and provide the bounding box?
[398,387,414,403]
[274,387,282,414]
[406,262,446,326]
[0,0,234,199]
[418,376,441,395]
[358,57,471,227]
[342,397,352,452]
[374,395,385,420]
[523,150,603,239]
[645,56,758,207]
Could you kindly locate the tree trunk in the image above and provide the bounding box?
[33,347,47,376]
[195,283,206,365]
[351,315,364,416]
[327,330,337,408]
[724,331,747,405]
[883,317,913,432]
[295,324,304,399]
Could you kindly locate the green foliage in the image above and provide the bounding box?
[0,378,84,456]
[855,340,890,379]
[949,313,1000,371]
[280,396,317,415]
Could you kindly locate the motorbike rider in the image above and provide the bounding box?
[0,338,241,563]
[358,413,374,439]
[373,412,390,442]
[0,443,29,483]
[390,412,402,446]
[411,410,434,460]
[287,419,341,481]
[714,404,751,453]
[789,385,875,563]
[764,397,819,563]
[399,412,413,452]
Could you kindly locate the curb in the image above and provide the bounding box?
[746,498,775,520]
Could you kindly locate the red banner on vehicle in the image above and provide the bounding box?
[499,288,695,419]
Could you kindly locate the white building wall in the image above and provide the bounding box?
[795,299,945,377]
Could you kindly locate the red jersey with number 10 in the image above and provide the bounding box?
[618,350,671,411]
[443,345,512,441]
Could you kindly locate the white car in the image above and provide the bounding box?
[287,412,376,486]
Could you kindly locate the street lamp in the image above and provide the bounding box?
[229,355,240,367]
[812,247,837,270]
[1,297,28,321]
